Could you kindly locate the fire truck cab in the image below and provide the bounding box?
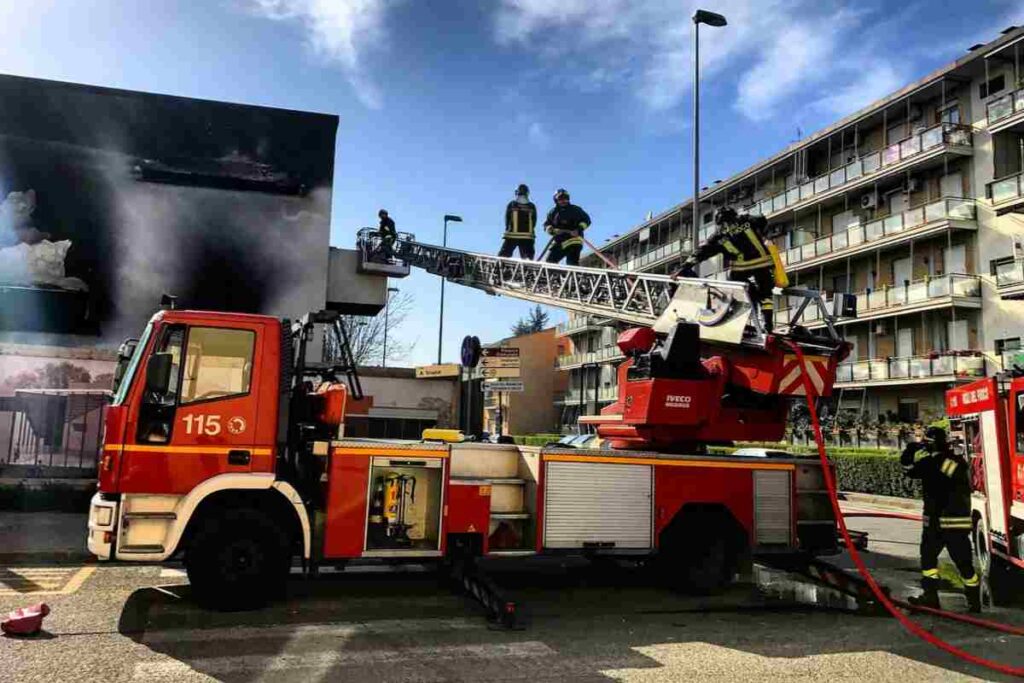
[946,373,1024,604]
[88,308,837,609]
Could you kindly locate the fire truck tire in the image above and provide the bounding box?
[185,507,291,610]
[974,517,1014,607]
[658,507,746,594]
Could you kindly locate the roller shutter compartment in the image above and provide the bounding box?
[543,462,653,549]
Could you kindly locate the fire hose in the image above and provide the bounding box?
[786,340,1024,677]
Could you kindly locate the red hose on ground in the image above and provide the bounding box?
[842,510,1024,636]
[786,340,1024,677]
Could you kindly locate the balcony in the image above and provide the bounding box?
[748,123,973,220]
[779,198,976,273]
[986,86,1024,134]
[556,315,606,337]
[987,171,1024,216]
[617,237,694,272]
[557,385,619,404]
[777,273,982,329]
[556,346,625,370]
[835,353,986,388]
[996,260,1024,300]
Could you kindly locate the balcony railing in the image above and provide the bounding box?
[618,237,693,272]
[556,315,603,336]
[780,198,975,269]
[835,353,986,385]
[987,171,1024,208]
[556,345,625,369]
[777,273,981,326]
[996,260,1024,288]
[987,87,1024,126]
[749,123,973,218]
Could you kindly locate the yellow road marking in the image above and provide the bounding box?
[0,566,96,596]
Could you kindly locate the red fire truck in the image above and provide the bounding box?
[946,371,1024,604]
[88,236,849,610]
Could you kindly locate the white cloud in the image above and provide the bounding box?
[493,0,910,122]
[246,0,391,108]
[527,121,550,149]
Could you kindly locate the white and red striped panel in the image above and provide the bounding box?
[778,355,832,397]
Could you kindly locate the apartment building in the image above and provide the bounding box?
[559,25,1024,434]
[482,327,570,436]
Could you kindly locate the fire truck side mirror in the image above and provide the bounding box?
[145,352,174,397]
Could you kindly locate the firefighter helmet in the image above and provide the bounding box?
[378,209,388,218]
[554,188,570,202]
[516,183,529,197]
[924,425,947,445]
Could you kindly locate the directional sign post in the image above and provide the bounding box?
[484,380,524,393]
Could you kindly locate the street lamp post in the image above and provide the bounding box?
[691,9,727,249]
[438,214,463,364]
[382,285,399,367]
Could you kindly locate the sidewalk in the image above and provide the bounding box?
[840,491,923,512]
[0,512,90,564]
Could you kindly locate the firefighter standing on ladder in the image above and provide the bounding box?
[377,209,398,261]
[902,425,982,612]
[544,188,590,266]
[499,183,537,259]
[673,206,786,332]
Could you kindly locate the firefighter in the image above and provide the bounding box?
[377,209,397,261]
[544,188,591,266]
[499,184,538,259]
[673,206,783,332]
[902,425,981,612]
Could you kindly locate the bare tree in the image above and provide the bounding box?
[340,290,416,366]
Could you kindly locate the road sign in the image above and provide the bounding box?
[484,380,524,393]
[481,367,520,379]
[482,347,519,358]
[415,364,461,378]
[481,347,520,370]
[460,336,482,368]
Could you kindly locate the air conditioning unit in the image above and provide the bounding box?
[861,193,878,209]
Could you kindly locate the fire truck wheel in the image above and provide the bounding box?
[658,508,744,594]
[185,508,291,610]
[974,517,1014,607]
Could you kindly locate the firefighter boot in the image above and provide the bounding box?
[762,307,774,333]
[964,575,982,613]
[908,576,941,609]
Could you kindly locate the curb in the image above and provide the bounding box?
[840,491,922,511]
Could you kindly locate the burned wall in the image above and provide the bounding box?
[0,74,338,345]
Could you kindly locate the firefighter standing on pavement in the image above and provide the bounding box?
[673,206,785,332]
[499,184,537,259]
[377,209,397,261]
[902,425,981,612]
[544,188,590,266]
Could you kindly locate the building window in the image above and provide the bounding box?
[996,337,1022,353]
[898,399,920,423]
[980,74,1006,99]
[703,212,713,224]
[991,256,1016,277]
[939,104,960,125]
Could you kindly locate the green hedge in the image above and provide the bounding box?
[513,434,563,447]
[830,451,922,499]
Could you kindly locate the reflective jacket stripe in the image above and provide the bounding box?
[745,228,769,257]
[729,255,773,271]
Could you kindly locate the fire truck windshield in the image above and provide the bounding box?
[112,322,153,406]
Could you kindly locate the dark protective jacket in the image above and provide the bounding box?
[544,204,591,249]
[901,441,971,530]
[692,221,773,275]
[379,216,397,242]
[504,201,538,240]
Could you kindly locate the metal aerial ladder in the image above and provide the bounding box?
[355,228,850,353]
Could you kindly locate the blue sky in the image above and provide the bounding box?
[2,0,1022,365]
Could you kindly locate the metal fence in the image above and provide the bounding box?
[1,389,111,472]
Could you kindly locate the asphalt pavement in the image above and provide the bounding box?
[1,502,1022,682]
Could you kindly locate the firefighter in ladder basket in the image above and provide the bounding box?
[543,188,590,266]
[499,183,538,259]
[673,206,787,332]
[902,425,982,612]
[376,209,397,262]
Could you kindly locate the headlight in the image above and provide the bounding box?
[96,506,113,527]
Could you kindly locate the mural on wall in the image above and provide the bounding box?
[0,74,338,344]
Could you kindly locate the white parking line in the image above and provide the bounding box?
[140,617,484,644]
[132,641,555,679]
[0,566,96,596]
